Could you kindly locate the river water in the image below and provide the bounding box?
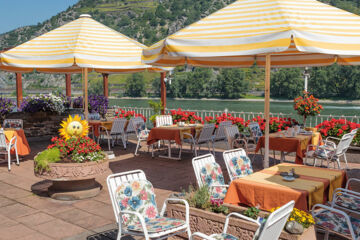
[109,98,360,116]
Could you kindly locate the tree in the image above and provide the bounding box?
[216,68,249,99]
[89,79,103,95]
[125,73,146,97]
[270,68,303,99]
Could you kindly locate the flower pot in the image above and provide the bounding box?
[166,203,316,240]
[34,159,109,201]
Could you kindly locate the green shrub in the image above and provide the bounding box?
[34,148,61,173]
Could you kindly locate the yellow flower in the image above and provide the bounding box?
[290,217,295,221]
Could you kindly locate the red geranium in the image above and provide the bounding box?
[294,92,323,124]
[170,108,203,124]
[115,108,146,122]
[316,119,360,145]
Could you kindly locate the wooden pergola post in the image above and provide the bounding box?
[15,73,23,108]
[160,72,166,114]
[103,73,109,98]
[264,54,271,169]
[65,73,71,97]
[84,68,89,120]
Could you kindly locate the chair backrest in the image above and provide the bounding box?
[197,123,216,143]
[335,129,358,155]
[3,119,23,129]
[214,121,233,141]
[224,125,240,148]
[106,170,147,224]
[156,115,173,127]
[88,113,100,120]
[248,122,263,142]
[223,148,253,181]
[110,118,127,134]
[192,153,225,187]
[256,200,295,240]
[0,129,7,149]
[71,113,85,120]
[126,117,143,133]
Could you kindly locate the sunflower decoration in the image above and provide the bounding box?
[59,115,89,140]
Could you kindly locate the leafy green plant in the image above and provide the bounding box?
[243,206,260,220]
[148,100,163,123]
[34,148,61,173]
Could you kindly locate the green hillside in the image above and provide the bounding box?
[1,0,360,100]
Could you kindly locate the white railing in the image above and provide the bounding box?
[113,106,360,128]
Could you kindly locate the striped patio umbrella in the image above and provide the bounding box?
[142,0,360,167]
[0,14,168,117]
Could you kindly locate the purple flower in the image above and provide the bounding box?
[0,97,15,120]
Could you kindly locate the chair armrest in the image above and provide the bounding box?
[346,178,360,189]
[326,136,341,142]
[183,132,195,143]
[331,188,360,208]
[223,212,260,234]
[190,232,216,240]
[99,125,110,136]
[160,198,190,221]
[8,136,17,148]
[120,210,149,236]
[210,184,229,189]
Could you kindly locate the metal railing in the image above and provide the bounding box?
[111,106,360,128]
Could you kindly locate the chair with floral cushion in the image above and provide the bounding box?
[312,203,360,240]
[133,121,153,156]
[190,200,295,240]
[192,153,228,200]
[330,178,360,215]
[222,148,253,182]
[107,169,191,240]
[305,129,357,169]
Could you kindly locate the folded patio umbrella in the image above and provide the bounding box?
[142,0,360,167]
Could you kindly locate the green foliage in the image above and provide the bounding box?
[148,100,163,122]
[243,206,260,219]
[270,68,304,99]
[125,73,146,97]
[216,68,249,99]
[34,148,61,173]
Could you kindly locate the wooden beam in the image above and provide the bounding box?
[84,68,89,120]
[264,54,271,169]
[65,74,71,97]
[103,73,109,98]
[15,73,23,108]
[160,72,166,114]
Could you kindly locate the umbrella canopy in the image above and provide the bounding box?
[143,0,360,168]
[0,14,165,73]
[143,0,360,68]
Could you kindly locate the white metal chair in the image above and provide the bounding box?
[0,129,19,171]
[3,119,23,129]
[155,115,173,127]
[190,200,295,240]
[330,178,360,215]
[134,121,152,156]
[106,170,191,240]
[126,117,143,136]
[312,203,360,240]
[222,148,253,182]
[305,129,357,169]
[98,118,127,151]
[248,122,263,144]
[183,124,215,156]
[192,153,228,200]
[212,120,232,145]
[88,112,101,120]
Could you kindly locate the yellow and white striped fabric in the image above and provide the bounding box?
[0,14,165,73]
[143,0,360,68]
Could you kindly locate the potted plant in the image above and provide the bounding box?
[34,115,108,200]
[294,92,323,126]
[148,100,164,127]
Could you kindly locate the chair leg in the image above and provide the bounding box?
[212,141,215,155]
[7,151,11,171]
[15,145,19,166]
[343,154,348,169]
[122,135,127,149]
[135,139,141,156]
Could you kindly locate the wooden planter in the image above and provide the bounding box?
[34,159,109,201]
[166,203,316,240]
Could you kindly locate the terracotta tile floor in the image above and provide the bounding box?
[0,136,359,240]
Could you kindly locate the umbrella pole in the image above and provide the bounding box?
[84,67,89,120]
[264,54,271,168]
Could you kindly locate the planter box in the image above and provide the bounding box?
[166,203,315,240]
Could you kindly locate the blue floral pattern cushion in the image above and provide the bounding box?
[314,209,360,237]
[127,216,185,233]
[227,156,253,179]
[115,179,159,226]
[200,162,227,200]
[212,233,238,240]
[335,192,360,212]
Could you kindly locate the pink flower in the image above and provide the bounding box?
[145,206,157,219]
[121,198,129,208]
[140,190,148,200]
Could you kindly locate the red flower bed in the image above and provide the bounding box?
[247,116,299,133]
[316,119,360,145]
[115,108,146,122]
[170,108,203,124]
[205,113,246,131]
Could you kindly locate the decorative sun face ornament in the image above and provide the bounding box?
[59,115,89,140]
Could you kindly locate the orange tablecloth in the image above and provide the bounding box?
[147,125,203,145]
[255,132,313,164]
[4,129,31,156]
[224,163,345,211]
[88,121,114,137]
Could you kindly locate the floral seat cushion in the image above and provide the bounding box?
[335,192,360,212]
[115,179,159,226]
[127,216,186,233]
[200,162,227,199]
[227,155,253,179]
[314,209,360,237]
[212,233,238,240]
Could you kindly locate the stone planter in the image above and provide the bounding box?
[166,203,316,240]
[34,159,109,201]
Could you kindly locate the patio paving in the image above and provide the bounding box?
[0,136,359,240]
